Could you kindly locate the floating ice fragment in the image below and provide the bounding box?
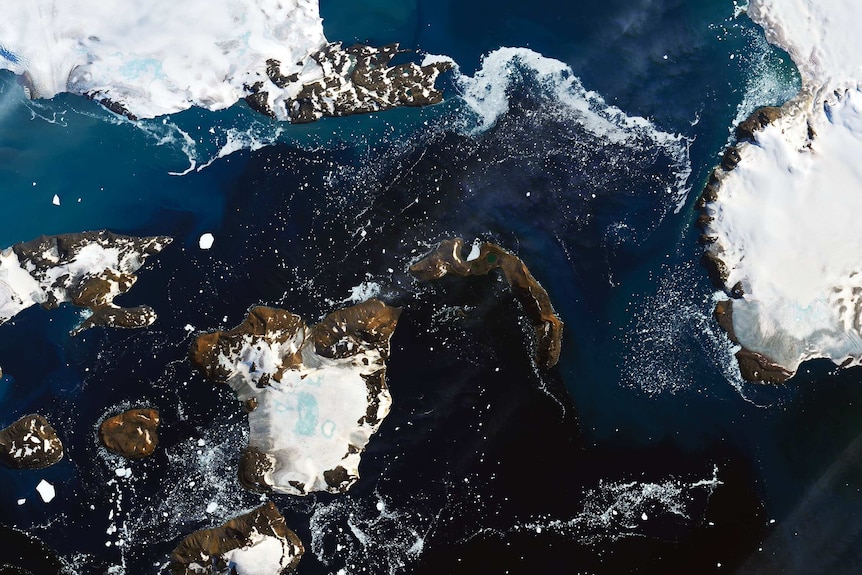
[52,194,60,206]
[641,512,648,521]
[114,467,132,478]
[198,233,215,250]
[206,501,218,513]
[17,498,25,505]
[36,479,55,502]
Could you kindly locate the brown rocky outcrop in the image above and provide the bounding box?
[409,238,564,369]
[246,42,451,122]
[99,408,160,459]
[735,105,782,142]
[0,414,63,469]
[170,502,303,575]
[189,307,306,384]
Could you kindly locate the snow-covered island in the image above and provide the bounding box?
[0,414,63,469]
[170,502,304,575]
[0,1,449,121]
[700,0,862,382]
[190,300,400,495]
[410,238,564,369]
[0,231,170,334]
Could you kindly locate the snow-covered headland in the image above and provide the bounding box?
[701,0,862,382]
[190,300,400,495]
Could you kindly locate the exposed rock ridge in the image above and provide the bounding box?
[0,231,171,334]
[170,502,303,575]
[409,238,564,369]
[189,300,401,495]
[246,42,451,122]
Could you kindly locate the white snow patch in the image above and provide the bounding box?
[223,532,295,575]
[465,241,482,262]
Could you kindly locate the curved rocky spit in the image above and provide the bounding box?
[189,299,400,495]
[99,408,160,459]
[170,502,303,575]
[0,414,63,469]
[245,43,451,123]
[0,231,171,334]
[409,238,564,369]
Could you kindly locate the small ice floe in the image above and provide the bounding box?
[52,194,60,206]
[115,467,132,478]
[198,233,215,250]
[17,498,25,505]
[206,501,218,513]
[36,479,55,503]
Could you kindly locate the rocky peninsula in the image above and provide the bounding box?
[0,231,170,334]
[246,43,451,122]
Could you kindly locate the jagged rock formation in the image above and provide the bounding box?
[99,408,160,459]
[189,300,400,495]
[245,43,451,122]
[0,414,63,469]
[0,231,170,334]
[170,502,303,575]
[410,238,564,369]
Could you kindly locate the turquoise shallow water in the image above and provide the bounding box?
[4,1,862,574]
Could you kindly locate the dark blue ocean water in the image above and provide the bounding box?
[3,1,862,574]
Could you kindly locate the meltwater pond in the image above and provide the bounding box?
[2,1,861,574]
